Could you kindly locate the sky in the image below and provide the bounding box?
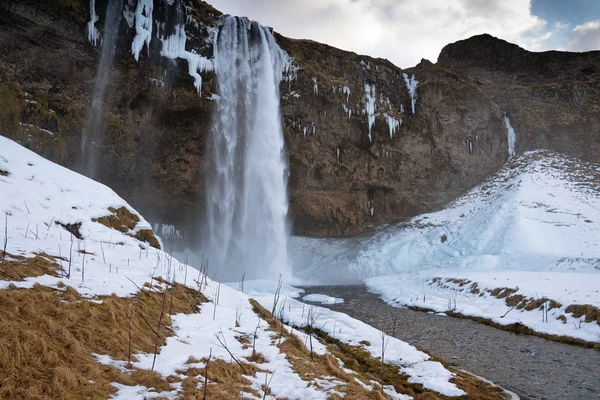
[208,0,600,68]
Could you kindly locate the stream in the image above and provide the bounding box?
[299,285,600,400]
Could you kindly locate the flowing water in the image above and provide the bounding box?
[205,16,291,281]
[80,0,124,179]
[301,285,600,400]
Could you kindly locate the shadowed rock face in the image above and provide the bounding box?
[0,1,598,240]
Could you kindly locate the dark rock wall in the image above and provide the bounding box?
[0,1,597,240]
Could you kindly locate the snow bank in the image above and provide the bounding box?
[303,293,344,304]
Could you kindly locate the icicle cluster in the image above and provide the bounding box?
[403,73,419,114]
[160,24,213,94]
[504,114,517,157]
[131,0,154,61]
[363,83,376,142]
[87,0,100,46]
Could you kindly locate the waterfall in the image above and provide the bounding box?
[205,16,291,281]
[80,0,124,179]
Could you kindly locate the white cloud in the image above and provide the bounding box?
[565,20,600,52]
[208,0,550,67]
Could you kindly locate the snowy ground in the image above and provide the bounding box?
[293,151,600,343]
[0,136,467,398]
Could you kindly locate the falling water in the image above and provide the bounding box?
[80,0,124,179]
[205,16,291,281]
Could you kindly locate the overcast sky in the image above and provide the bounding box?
[208,0,600,68]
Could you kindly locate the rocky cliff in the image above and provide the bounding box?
[0,0,598,240]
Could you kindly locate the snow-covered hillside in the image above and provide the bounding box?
[0,136,481,399]
[355,151,600,343]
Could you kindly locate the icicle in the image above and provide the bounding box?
[313,77,318,94]
[87,0,100,46]
[343,86,351,102]
[386,115,401,138]
[363,83,376,142]
[504,114,517,157]
[131,0,154,61]
[403,73,419,114]
[160,25,213,94]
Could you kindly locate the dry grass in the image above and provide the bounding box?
[92,207,160,249]
[0,274,206,399]
[566,304,600,325]
[0,252,60,281]
[178,358,262,399]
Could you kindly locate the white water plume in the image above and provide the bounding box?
[205,16,291,281]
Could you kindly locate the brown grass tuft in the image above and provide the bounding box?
[92,207,160,249]
[178,358,261,400]
[566,304,600,325]
[0,252,60,281]
[0,277,207,399]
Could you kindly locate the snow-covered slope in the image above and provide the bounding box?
[0,136,470,398]
[355,151,600,342]
[358,150,600,276]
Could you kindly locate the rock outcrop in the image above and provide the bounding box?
[0,0,598,239]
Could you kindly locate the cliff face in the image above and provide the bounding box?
[0,0,597,239]
[438,34,600,164]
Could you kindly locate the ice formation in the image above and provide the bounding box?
[403,73,419,114]
[313,77,318,94]
[153,223,182,240]
[504,114,517,157]
[160,24,213,94]
[342,86,351,102]
[363,83,376,142]
[131,0,153,61]
[206,16,291,281]
[386,114,401,138]
[342,103,352,118]
[87,0,100,45]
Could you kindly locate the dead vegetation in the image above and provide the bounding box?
[177,358,262,399]
[565,304,600,325]
[0,270,206,399]
[0,251,61,281]
[92,206,161,249]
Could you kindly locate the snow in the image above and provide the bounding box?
[131,0,153,61]
[160,25,213,94]
[505,114,517,157]
[302,293,344,304]
[363,83,376,142]
[243,280,465,397]
[0,136,466,398]
[87,0,100,46]
[403,73,419,114]
[355,151,600,342]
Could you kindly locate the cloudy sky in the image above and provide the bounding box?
[209,0,599,68]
